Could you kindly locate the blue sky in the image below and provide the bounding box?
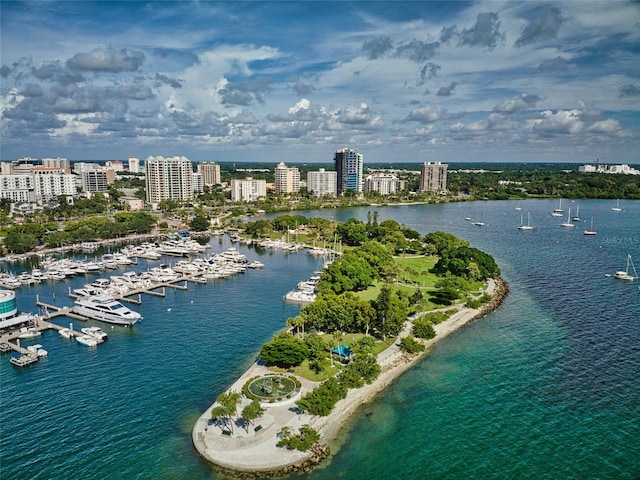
[1,1,639,164]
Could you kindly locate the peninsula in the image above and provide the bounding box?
[192,222,508,476]
[192,277,507,476]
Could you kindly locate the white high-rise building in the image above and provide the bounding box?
[420,161,448,192]
[231,178,267,202]
[274,162,300,194]
[364,174,402,195]
[193,173,204,193]
[307,168,337,197]
[0,175,34,202]
[145,155,194,207]
[197,162,221,186]
[128,157,140,173]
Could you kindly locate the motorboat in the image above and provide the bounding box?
[81,326,108,341]
[59,328,73,339]
[73,284,101,297]
[76,335,98,347]
[26,344,48,357]
[74,295,142,326]
[18,327,42,339]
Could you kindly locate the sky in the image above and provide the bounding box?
[1,1,639,164]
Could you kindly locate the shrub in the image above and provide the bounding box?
[400,335,426,354]
[412,318,436,339]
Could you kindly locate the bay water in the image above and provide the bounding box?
[1,199,638,479]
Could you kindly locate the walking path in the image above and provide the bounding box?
[193,279,504,473]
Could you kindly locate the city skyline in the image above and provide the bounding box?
[1,1,638,164]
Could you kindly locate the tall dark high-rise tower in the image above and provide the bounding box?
[333,148,363,196]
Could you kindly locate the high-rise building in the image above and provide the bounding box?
[197,162,221,186]
[128,157,140,173]
[42,157,71,174]
[364,173,402,195]
[230,178,267,202]
[307,168,337,197]
[420,161,448,192]
[145,155,194,206]
[334,148,363,195]
[274,162,300,194]
[82,170,109,193]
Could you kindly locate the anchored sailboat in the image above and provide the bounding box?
[614,255,638,281]
[552,199,564,217]
[583,217,597,236]
[518,212,534,230]
[560,208,575,227]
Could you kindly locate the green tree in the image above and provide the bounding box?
[372,285,407,339]
[259,333,309,368]
[241,399,265,432]
[189,215,209,231]
[335,218,368,246]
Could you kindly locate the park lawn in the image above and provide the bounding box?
[268,362,341,382]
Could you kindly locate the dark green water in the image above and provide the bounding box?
[1,199,639,479]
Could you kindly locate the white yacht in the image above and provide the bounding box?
[552,199,564,216]
[74,295,142,326]
[81,326,108,341]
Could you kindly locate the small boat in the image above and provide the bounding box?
[612,199,622,212]
[514,202,522,211]
[552,199,564,216]
[560,208,575,227]
[59,328,73,339]
[518,212,534,231]
[18,327,41,339]
[26,344,48,357]
[614,254,638,281]
[76,335,98,347]
[81,326,108,341]
[473,212,486,226]
[584,217,597,236]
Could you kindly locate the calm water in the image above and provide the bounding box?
[1,199,639,480]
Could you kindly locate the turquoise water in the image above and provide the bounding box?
[1,199,639,479]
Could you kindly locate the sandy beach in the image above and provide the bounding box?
[192,277,507,475]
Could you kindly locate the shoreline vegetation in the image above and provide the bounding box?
[190,218,506,477]
[192,277,508,478]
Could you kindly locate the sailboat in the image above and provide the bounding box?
[560,208,575,227]
[552,199,564,217]
[514,202,522,211]
[572,205,580,221]
[612,199,622,212]
[474,212,486,226]
[614,254,638,281]
[518,212,534,230]
[583,217,597,236]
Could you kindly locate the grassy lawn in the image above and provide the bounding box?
[267,333,397,382]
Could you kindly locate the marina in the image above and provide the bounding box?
[0,241,283,367]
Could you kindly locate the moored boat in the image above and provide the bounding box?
[74,295,142,326]
[81,326,108,341]
[76,335,98,347]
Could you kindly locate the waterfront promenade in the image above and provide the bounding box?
[193,279,504,474]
